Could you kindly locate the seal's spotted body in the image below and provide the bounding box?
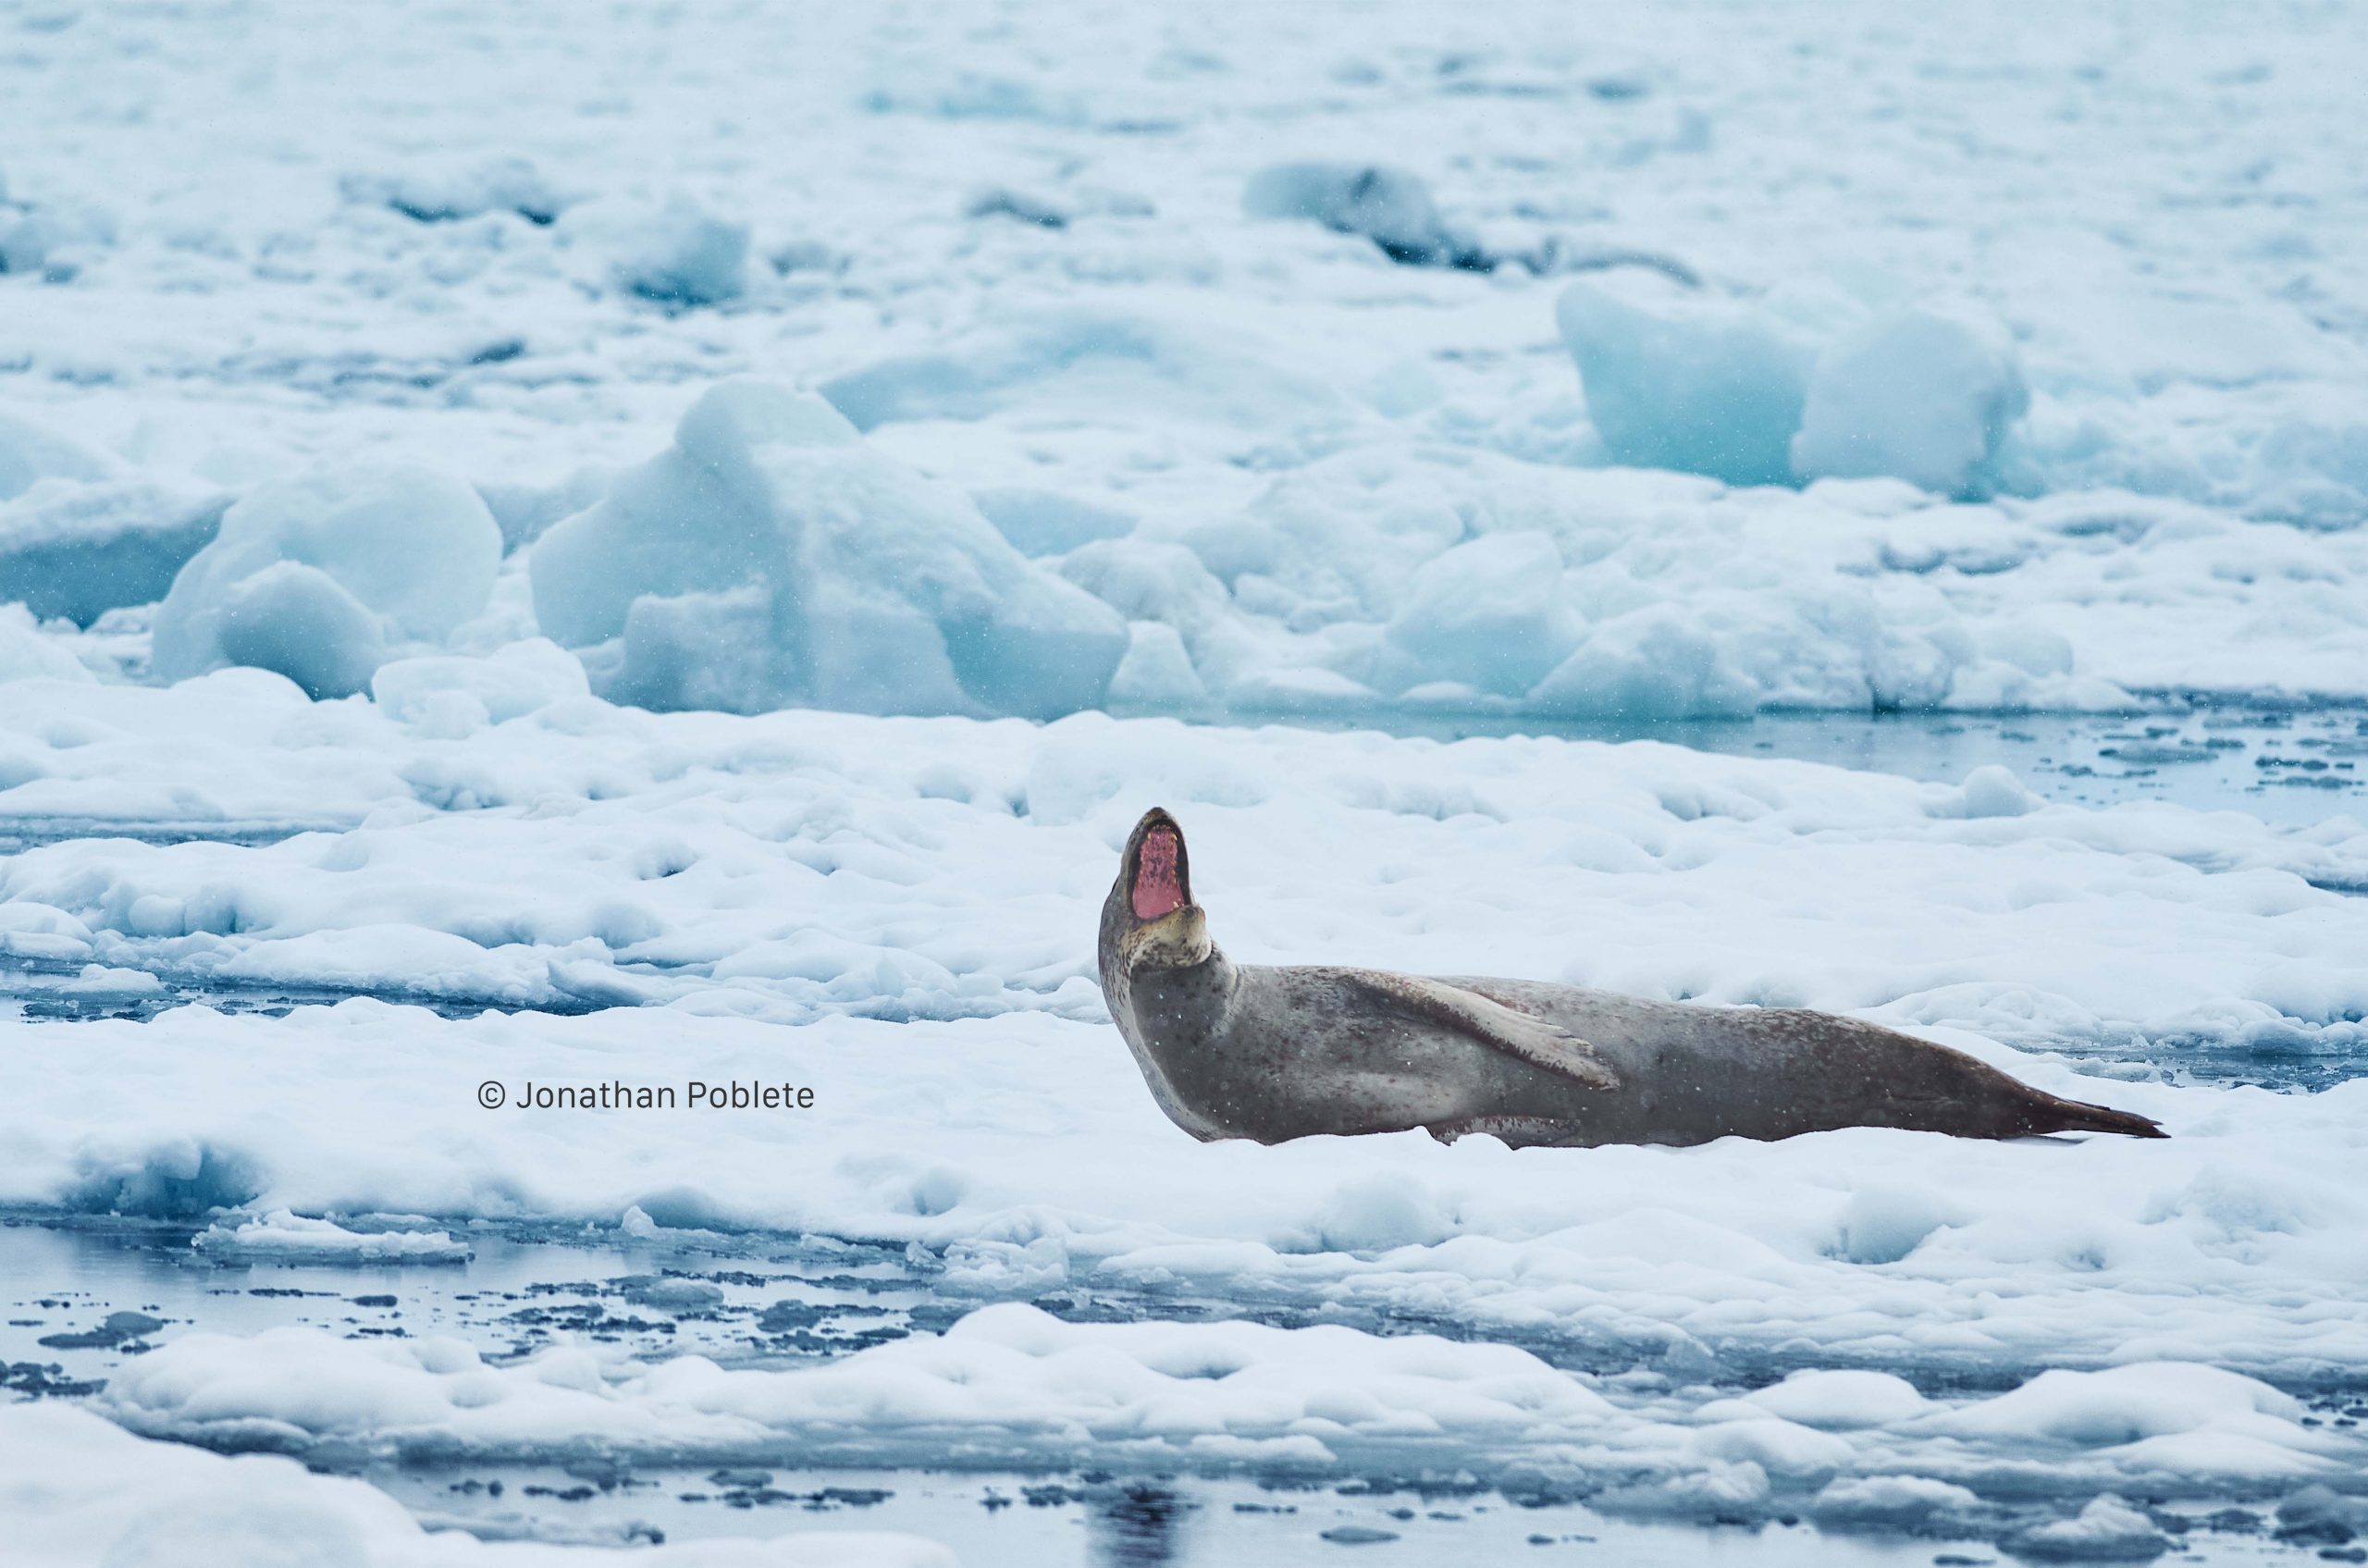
[1097,808,2165,1148]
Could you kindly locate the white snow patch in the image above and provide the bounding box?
[370,639,589,733]
[2005,1494,2170,1562]
[1744,1371,1932,1431]
[339,156,572,226]
[1808,1473,1980,1527]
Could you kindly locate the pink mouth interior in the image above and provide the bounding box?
[1130,826,1186,920]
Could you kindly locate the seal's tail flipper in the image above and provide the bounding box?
[2031,1093,2166,1140]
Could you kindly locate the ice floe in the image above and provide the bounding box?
[95,1305,2367,1515]
[0,475,227,626]
[152,468,501,698]
[531,379,1126,718]
[191,1209,474,1266]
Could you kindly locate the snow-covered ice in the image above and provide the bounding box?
[190,1209,475,1266]
[1553,283,1819,488]
[3,685,2363,1551]
[4,686,2368,1055]
[1,699,2363,1401]
[1,3,2366,720]
[94,1309,2366,1500]
[4,0,2367,1562]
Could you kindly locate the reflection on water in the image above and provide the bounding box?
[0,948,613,1025]
[1088,1483,1198,1567]
[0,818,342,855]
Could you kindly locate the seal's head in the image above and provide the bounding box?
[1104,807,1213,973]
[1096,809,1236,1139]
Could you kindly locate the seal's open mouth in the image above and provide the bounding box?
[1131,823,1186,920]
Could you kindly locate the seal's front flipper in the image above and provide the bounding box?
[1427,1114,1592,1148]
[1327,968,1621,1092]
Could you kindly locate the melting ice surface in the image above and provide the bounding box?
[9,1211,2367,1568]
[6,0,2368,1562]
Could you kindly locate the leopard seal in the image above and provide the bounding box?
[1098,807,2165,1148]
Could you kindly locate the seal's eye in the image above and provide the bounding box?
[1131,825,1186,920]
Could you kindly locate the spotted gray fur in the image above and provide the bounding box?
[1098,807,2165,1148]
